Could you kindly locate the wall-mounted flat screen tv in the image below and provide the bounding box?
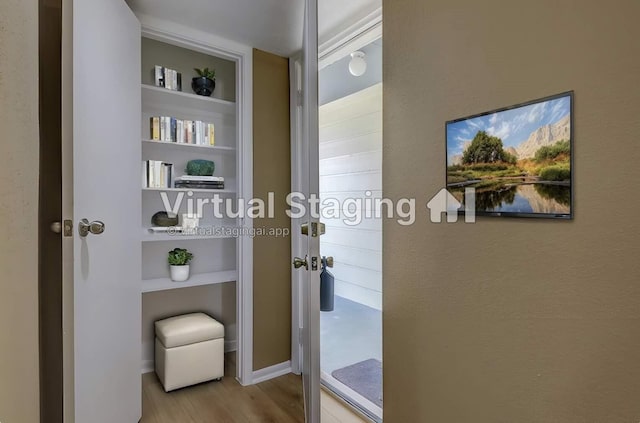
[446,91,573,219]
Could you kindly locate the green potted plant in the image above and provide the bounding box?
[168,248,194,282]
[192,67,216,96]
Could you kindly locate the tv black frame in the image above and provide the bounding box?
[445,91,574,220]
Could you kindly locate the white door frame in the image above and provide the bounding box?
[289,7,382,374]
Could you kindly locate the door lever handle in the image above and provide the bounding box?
[293,256,308,270]
[79,218,105,237]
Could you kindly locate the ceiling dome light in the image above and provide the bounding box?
[348,51,367,77]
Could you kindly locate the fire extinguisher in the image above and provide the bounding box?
[320,256,335,312]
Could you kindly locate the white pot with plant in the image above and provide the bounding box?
[168,248,194,282]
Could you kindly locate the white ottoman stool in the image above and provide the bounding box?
[154,312,224,392]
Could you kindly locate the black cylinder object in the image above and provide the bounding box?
[320,256,335,312]
[191,77,215,96]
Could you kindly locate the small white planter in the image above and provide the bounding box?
[170,265,190,282]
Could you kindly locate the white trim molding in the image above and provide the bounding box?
[141,360,154,375]
[224,339,238,353]
[252,361,293,385]
[289,54,303,376]
[138,15,255,387]
[318,8,382,70]
[289,6,383,377]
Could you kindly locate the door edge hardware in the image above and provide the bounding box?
[50,220,74,237]
[300,222,326,237]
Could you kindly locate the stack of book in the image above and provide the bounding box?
[142,160,173,189]
[150,116,215,146]
[154,65,182,91]
[174,175,225,190]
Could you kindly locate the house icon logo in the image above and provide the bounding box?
[426,188,476,223]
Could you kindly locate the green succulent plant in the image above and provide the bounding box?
[194,67,216,80]
[168,248,194,266]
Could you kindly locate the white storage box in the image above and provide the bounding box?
[154,312,224,391]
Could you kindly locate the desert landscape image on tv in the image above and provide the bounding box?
[446,93,572,217]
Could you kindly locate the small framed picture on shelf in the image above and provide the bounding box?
[182,214,200,234]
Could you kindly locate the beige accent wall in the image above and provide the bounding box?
[383,1,640,422]
[0,0,41,421]
[252,49,292,371]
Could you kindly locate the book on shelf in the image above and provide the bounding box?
[176,120,184,144]
[149,116,215,146]
[142,160,174,189]
[150,117,160,140]
[154,65,182,91]
[174,182,225,190]
[186,120,193,144]
[148,226,182,233]
[154,66,164,88]
[209,123,215,146]
[174,177,225,189]
[175,175,224,182]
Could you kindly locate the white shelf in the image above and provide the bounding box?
[141,229,236,242]
[142,139,235,152]
[142,84,235,115]
[142,187,236,194]
[141,270,237,293]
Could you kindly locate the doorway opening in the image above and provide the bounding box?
[318,20,383,423]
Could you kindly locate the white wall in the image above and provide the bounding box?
[319,83,382,310]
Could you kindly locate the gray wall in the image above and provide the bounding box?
[383,1,640,422]
[0,0,41,421]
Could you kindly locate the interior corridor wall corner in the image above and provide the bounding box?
[383,1,640,422]
[252,48,292,371]
[0,0,41,421]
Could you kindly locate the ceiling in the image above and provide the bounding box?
[126,0,381,57]
[320,38,382,105]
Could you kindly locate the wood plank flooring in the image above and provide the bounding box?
[142,353,305,423]
[321,390,370,423]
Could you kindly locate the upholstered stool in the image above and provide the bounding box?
[154,312,224,392]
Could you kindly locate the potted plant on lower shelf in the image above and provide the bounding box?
[168,248,194,282]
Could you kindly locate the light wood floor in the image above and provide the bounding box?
[321,390,370,423]
[142,353,304,423]
[142,352,369,423]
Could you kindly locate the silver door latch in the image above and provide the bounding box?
[78,219,105,237]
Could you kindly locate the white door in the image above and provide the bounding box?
[300,0,321,421]
[64,0,142,421]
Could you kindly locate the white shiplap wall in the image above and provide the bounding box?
[319,83,382,310]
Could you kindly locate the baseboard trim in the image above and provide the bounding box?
[252,360,292,384]
[141,360,154,374]
[141,340,238,374]
[224,340,237,353]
